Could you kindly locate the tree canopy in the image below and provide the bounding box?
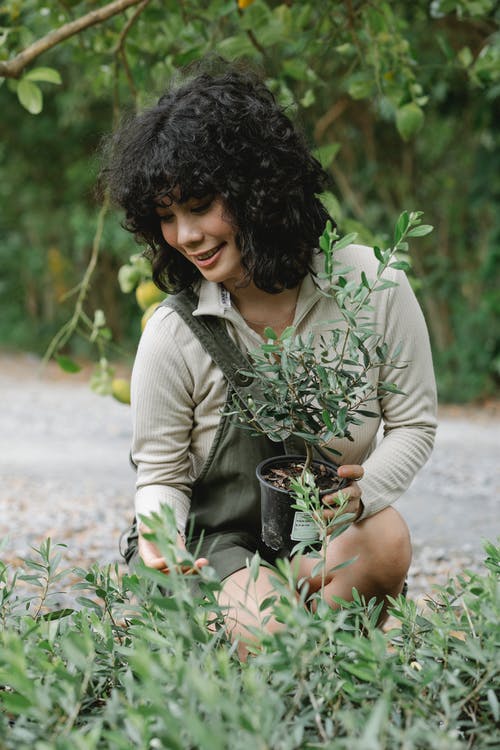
[1,0,498,400]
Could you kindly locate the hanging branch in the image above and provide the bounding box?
[113,0,152,104]
[42,192,110,366]
[0,0,144,79]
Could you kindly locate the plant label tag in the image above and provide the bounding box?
[291,512,319,541]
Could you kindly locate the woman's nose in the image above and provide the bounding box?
[176,216,203,247]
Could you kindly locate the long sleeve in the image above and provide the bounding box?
[357,269,437,518]
[131,307,196,534]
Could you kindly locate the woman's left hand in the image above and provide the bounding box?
[321,464,364,529]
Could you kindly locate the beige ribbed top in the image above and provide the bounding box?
[130,244,437,534]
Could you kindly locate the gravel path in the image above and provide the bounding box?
[1,352,498,604]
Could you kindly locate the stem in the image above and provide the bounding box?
[303,442,314,476]
[113,0,151,104]
[42,192,110,366]
[61,659,93,735]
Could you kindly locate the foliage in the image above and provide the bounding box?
[0,1,499,400]
[0,522,498,748]
[227,211,431,473]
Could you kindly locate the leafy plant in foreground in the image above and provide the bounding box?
[0,522,498,749]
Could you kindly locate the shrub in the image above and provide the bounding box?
[0,525,498,749]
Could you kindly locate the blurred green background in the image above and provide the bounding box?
[0,0,498,402]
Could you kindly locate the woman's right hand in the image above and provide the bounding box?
[138,526,209,575]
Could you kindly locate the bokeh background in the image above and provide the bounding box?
[1,0,499,402]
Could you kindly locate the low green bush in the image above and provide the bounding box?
[0,523,498,750]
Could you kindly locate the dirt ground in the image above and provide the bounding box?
[1,352,498,604]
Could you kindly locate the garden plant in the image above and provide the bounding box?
[225,210,432,554]
[0,525,498,748]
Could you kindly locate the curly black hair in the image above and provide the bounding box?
[104,60,332,293]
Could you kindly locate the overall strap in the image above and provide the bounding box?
[162,288,285,442]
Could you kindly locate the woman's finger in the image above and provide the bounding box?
[322,481,361,506]
[337,464,364,480]
[160,558,209,575]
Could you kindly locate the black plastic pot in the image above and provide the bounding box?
[256,454,348,557]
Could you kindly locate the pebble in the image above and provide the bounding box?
[0,354,498,606]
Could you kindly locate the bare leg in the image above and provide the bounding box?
[297,507,412,624]
[217,565,290,661]
[217,508,410,658]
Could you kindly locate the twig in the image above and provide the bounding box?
[113,0,151,54]
[304,679,328,743]
[42,192,110,366]
[0,0,144,79]
[113,0,151,102]
[314,97,350,142]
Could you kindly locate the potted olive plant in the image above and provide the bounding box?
[228,211,432,556]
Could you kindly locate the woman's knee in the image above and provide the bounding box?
[358,506,412,587]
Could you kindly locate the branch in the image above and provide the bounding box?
[113,0,151,102]
[42,192,110,366]
[314,97,350,142]
[0,0,144,79]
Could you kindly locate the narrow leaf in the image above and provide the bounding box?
[41,608,75,621]
[487,689,499,722]
[389,260,411,272]
[55,355,82,373]
[1,692,32,714]
[280,326,295,340]
[407,224,433,237]
[394,211,409,245]
[263,327,278,340]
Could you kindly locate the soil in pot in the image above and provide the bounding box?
[256,455,348,557]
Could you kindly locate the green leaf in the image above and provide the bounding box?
[374,279,398,291]
[17,79,43,114]
[458,46,474,68]
[348,75,375,100]
[394,211,410,245]
[280,326,295,340]
[41,608,75,621]
[300,88,315,108]
[55,355,82,373]
[389,260,411,272]
[25,66,62,85]
[332,233,358,253]
[1,691,32,714]
[264,327,278,340]
[406,224,433,237]
[488,689,499,722]
[217,35,257,59]
[322,409,334,430]
[313,143,341,168]
[283,58,313,82]
[396,102,424,141]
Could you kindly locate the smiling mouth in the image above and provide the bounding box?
[194,244,223,261]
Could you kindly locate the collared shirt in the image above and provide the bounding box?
[131,244,437,534]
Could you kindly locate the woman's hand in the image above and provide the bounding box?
[321,464,364,530]
[138,526,209,575]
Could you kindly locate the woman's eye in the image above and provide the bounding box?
[191,198,213,214]
[158,214,174,223]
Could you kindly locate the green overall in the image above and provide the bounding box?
[123,288,304,581]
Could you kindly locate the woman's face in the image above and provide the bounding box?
[155,194,244,288]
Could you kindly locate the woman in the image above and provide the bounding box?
[106,61,437,657]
